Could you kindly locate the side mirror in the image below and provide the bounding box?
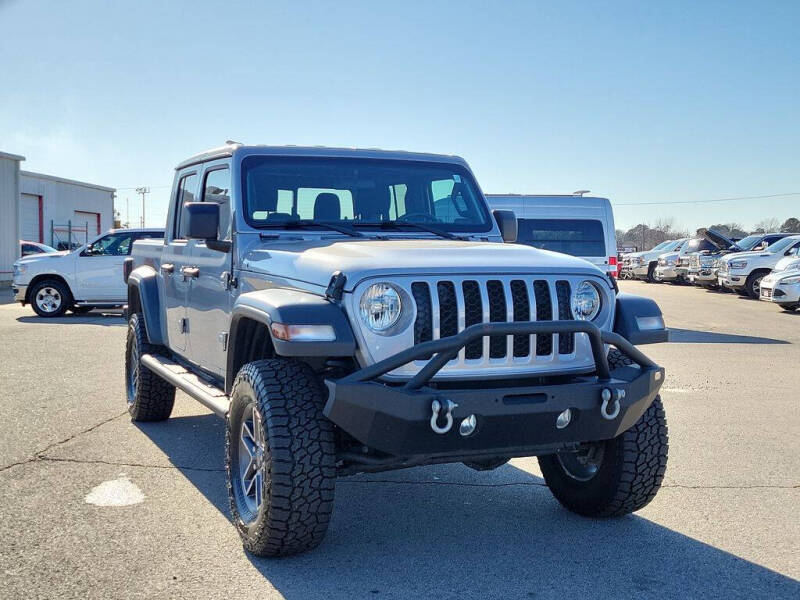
[184,202,231,252]
[492,209,517,243]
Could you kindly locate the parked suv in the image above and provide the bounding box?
[125,144,669,557]
[759,253,800,311]
[718,234,800,298]
[622,239,685,282]
[12,228,164,317]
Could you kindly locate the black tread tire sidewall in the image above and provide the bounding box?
[538,389,668,518]
[125,313,175,421]
[745,271,767,299]
[29,279,72,318]
[225,359,335,557]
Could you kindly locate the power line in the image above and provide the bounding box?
[115,185,171,190]
[614,192,800,207]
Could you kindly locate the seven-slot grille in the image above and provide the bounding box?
[411,278,576,362]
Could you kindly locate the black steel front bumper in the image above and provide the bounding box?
[324,321,664,458]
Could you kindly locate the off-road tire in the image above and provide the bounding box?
[226,359,336,557]
[745,271,768,299]
[125,313,175,421]
[539,350,668,517]
[29,279,72,317]
[645,262,657,283]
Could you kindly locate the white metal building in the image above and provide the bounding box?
[0,151,115,283]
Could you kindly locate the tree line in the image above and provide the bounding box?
[617,217,800,251]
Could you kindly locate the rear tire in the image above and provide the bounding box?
[226,359,336,557]
[29,279,71,317]
[125,313,175,421]
[538,394,668,518]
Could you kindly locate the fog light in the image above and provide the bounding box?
[459,414,477,437]
[556,408,572,429]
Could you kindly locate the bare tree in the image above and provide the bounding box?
[752,217,782,233]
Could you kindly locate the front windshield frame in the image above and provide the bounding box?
[239,156,494,234]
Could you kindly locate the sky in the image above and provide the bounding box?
[1,0,798,232]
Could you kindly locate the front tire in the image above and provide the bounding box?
[125,313,175,421]
[226,359,336,557]
[539,394,668,518]
[745,271,768,299]
[780,303,800,312]
[30,279,71,317]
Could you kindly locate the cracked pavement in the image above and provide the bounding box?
[1,282,798,599]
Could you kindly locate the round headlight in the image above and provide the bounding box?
[359,283,402,332]
[571,281,601,321]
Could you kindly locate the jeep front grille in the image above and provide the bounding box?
[412,278,575,361]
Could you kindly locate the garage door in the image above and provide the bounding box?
[20,194,41,242]
[74,210,101,237]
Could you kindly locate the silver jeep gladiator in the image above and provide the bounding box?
[124,143,669,557]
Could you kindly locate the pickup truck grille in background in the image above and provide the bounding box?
[411,278,575,361]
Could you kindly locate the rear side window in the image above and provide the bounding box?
[516,219,606,257]
[174,174,198,239]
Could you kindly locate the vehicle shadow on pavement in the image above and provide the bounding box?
[668,328,789,344]
[16,313,125,326]
[138,414,800,599]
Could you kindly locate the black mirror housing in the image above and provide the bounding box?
[492,209,518,243]
[185,202,220,240]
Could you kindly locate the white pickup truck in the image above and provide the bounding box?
[12,228,164,317]
[717,235,800,298]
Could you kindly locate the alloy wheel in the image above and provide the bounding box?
[238,404,267,518]
[35,287,62,313]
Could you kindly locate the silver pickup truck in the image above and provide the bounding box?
[124,143,669,556]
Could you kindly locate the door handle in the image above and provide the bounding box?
[161,263,174,275]
[181,266,200,280]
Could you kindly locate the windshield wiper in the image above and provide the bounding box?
[374,220,466,240]
[278,219,364,238]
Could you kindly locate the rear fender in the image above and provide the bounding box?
[127,266,165,345]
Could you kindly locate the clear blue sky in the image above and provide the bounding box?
[1,0,798,232]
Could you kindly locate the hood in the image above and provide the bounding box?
[659,251,679,260]
[698,228,738,251]
[241,239,606,291]
[17,250,70,264]
[774,256,800,272]
[720,250,771,262]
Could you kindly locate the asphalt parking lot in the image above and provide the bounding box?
[1,281,798,599]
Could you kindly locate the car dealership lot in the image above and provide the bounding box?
[0,282,798,599]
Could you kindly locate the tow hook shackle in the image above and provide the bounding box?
[600,387,624,420]
[430,398,458,434]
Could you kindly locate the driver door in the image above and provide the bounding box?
[75,231,136,301]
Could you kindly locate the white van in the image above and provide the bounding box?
[485,194,618,276]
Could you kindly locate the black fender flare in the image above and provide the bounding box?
[227,289,357,388]
[127,266,166,346]
[613,292,668,345]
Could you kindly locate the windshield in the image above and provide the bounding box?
[766,236,798,254]
[516,218,605,257]
[736,235,763,251]
[651,241,671,252]
[241,156,492,233]
[39,244,58,253]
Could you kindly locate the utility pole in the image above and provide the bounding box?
[135,187,150,227]
[126,197,130,228]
